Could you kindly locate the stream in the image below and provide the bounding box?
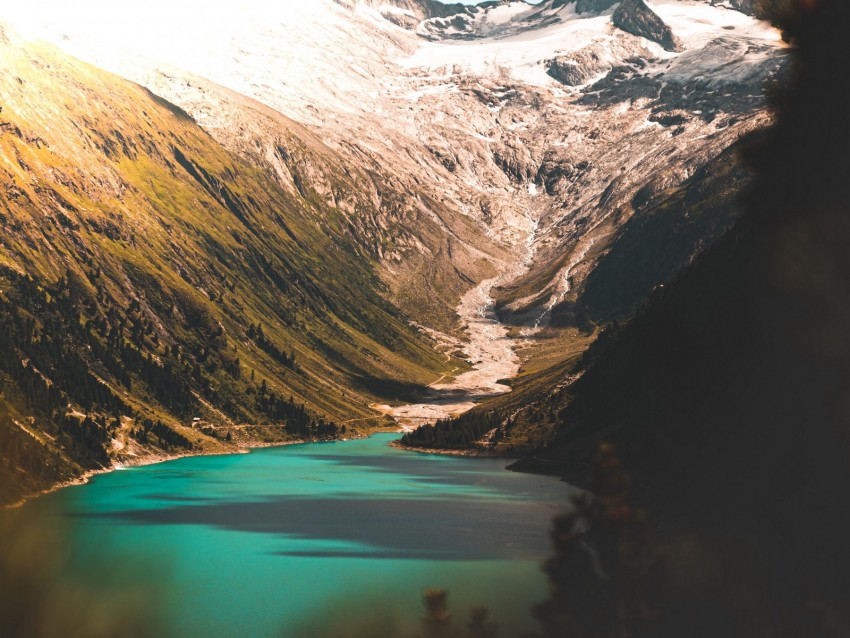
[375,208,543,431]
[373,274,522,431]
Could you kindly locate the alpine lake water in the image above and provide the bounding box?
[17,434,575,637]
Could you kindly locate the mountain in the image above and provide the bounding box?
[541,4,850,630]
[1,0,785,502]
[519,0,850,535]
[495,0,850,624]
[6,0,784,327]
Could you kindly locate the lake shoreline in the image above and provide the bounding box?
[8,432,571,638]
[8,428,544,511]
[8,429,529,509]
[388,439,508,458]
[5,436,327,510]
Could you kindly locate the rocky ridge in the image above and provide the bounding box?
[613,0,682,51]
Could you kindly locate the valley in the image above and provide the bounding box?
[6,1,849,637]
[376,269,523,431]
[1,0,784,500]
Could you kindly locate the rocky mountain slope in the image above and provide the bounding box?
[4,0,785,331]
[517,4,850,630]
[348,0,782,441]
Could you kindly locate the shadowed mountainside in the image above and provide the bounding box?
[409,2,850,634]
[515,0,850,622]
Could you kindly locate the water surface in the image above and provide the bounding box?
[23,434,573,637]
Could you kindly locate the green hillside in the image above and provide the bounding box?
[0,32,452,504]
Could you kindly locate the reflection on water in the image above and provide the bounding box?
[11,434,574,638]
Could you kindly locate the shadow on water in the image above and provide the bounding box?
[302,451,507,475]
[73,495,558,561]
[297,451,561,496]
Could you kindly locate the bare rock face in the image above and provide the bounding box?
[546,36,655,86]
[724,0,764,17]
[340,0,469,30]
[573,0,618,13]
[546,56,596,86]
[613,0,683,52]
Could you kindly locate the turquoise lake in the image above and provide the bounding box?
[17,434,575,637]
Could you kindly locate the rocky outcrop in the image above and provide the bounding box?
[613,0,682,52]
[572,0,767,18]
[546,57,595,86]
[420,0,469,18]
[572,0,618,13]
[725,0,764,17]
[353,0,468,29]
[546,36,656,86]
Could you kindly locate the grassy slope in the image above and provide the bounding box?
[0,33,452,504]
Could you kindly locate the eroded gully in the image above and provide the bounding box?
[373,209,544,432]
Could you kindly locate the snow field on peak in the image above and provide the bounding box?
[401,0,780,87]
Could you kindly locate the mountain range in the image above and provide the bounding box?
[1,0,786,505]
